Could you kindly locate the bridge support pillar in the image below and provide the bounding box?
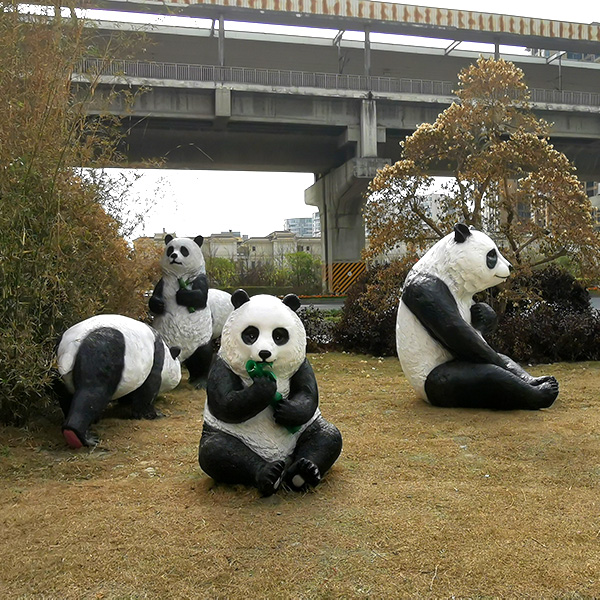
[305,157,389,295]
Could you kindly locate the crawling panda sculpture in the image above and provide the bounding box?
[56,314,182,448]
[397,223,559,410]
[149,234,233,387]
[199,291,343,496]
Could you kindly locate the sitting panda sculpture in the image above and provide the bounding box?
[56,314,182,448]
[397,223,559,410]
[199,291,343,496]
[149,234,233,387]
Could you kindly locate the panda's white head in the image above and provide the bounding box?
[160,235,206,278]
[219,291,306,381]
[414,223,512,296]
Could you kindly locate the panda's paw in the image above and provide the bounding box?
[142,407,165,420]
[287,458,321,490]
[63,428,98,449]
[256,460,285,497]
[190,377,208,390]
[530,375,556,387]
[530,376,559,409]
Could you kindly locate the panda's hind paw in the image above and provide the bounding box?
[288,458,321,490]
[529,376,559,409]
[257,460,285,497]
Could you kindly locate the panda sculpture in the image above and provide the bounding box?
[397,223,559,410]
[56,314,182,448]
[149,234,233,387]
[199,291,343,496]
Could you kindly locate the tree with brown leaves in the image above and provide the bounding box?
[365,57,600,282]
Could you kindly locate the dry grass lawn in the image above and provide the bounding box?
[1,353,600,599]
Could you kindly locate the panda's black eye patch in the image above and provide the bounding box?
[486,249,498,269]
[166,246,174,256]
[180,246,189,257]
[272,328,289,346]
[242,326,259,345]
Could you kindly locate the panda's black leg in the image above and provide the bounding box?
[127,335,165,420]
[184,342,214,389]
[199,425,285,496]
[62,328,125,448]
[425,361,559,410]
[286,417,343,490]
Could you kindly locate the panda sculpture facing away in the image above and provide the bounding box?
[199,291,343,496]
[149,234,232,387]
[56,314,182,448]
[397,223,559,410]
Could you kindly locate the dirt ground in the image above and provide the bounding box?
[1,353,599,599]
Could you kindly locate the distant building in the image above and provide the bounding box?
[238,231,321,270]
[529,49,600,63]
[284,217,314,237]
[139,229,322,270]
[311,212,321,237]
[203,230,243,262]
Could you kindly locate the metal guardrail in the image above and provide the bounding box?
[76,57,600,107]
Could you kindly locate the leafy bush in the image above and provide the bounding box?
[488,265,600,363]
[0,12,148,424]
[334,260,411,356]
[336,259,599,363]
[299,307,339,353]
[489,304,600,363]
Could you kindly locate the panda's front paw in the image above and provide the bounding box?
[273,399,304,428]
[251,376,277,403]
[63,427,99,449]
[256,460,285,496]
[470,302,497,335]
[149,296,165,315]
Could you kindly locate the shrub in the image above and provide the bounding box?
[335,259,599,363]
[0,12,148,424]
[488,265,600,363]
[334,260,412,356]
[299,307,339,353]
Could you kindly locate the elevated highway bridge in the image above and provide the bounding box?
[75,0,600,292]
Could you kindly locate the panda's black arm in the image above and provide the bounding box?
[273,359,319,428]
[206,356,275,423]
[402,273,506,368]
[148,279,165,315]
[176,274,209,309]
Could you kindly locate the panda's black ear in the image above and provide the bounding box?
[169,346,181,360]
[164,234,174,245]
[193,235,204,248]
[282,294,301,313]
[454,223,472,244]
[231,289,250,309]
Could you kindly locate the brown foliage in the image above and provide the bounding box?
[365,57,600,283]
[0,6,152,423]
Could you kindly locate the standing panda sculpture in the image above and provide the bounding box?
[56,314,182,448]
[149,234,233,387]
[199,291,343,496]
[397,223,559,410]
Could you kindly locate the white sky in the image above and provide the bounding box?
[94,1,598,239]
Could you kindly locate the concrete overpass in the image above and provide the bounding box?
[74,0,600,292]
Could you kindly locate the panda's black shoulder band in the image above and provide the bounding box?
[402,273,505,367]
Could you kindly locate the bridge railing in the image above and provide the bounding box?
[76,57,599,107]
